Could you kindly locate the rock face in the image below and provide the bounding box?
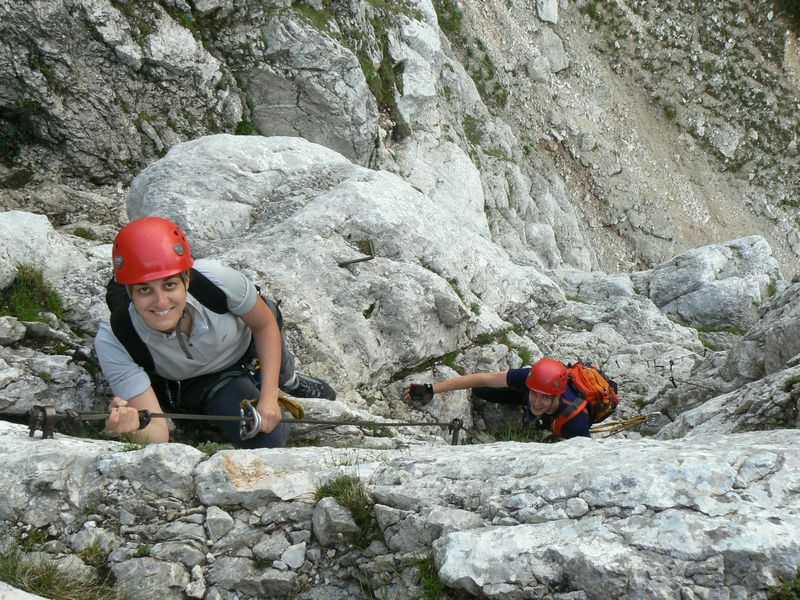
[2,421,799,599]
[632,235,783,330]
[0,0,242,182]
[2,1,798,277]
[0,134,798,600]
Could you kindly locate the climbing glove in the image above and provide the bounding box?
[402,383,434,407]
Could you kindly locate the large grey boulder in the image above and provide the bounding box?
[656,364,800,439]
[240,17,379,166]
[126,134,565,394]
[2,420,799,599]
[0,211,88,284]
[632,236,783,329]
[0,346,95,415]
[724,280,800,381]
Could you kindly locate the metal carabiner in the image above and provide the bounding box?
[239,400,262,440]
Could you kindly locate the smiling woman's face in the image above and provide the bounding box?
[130,275,187,333]
[527,389,559,416]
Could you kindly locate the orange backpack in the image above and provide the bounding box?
[551,361,619,436]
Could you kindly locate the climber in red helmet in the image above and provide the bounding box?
[402,357,591,439]
[95,216,336,448]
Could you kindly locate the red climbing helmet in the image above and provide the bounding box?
[112,217,194,284]
[525,358,568,396]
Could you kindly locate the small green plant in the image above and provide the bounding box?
[475,331,497,345]
[783,375,800,393]
[363,303,376,319]
[134,545,151,558]
[768,568,800,599]
[483,148,514,162]
[234,119,253,135]
[663,105,678,120]
[579,2,601,22]
[72,227,98,241]
[78,544,106,568]
[196,441,234,455]
[0,546,129,600]
[493,425,555,443]
[370,427,395,438]
[414,554,445,600]
[431,0,463,34]
[634,397,647,410]
[444,278,469,305]
[695,324,746,335]
[0,264,64,322]
[470,302,481,315]
[565,294,587,304]
[767,279,778,297]
[315,475,376,547]
[19,527,49,551]
[292,2,331,29]
[119,437,147,452]
[440,350,463,373]
[775,0,800,31]
[515,346,534,366]
[463,114,484,146]
[698,334,723,352]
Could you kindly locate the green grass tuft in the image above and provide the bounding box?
[768,568,800,599]
[493,425,555,443]
[234,119,253,135]
[196,441,234,455]
[0,546,130,600]
[783,375,800,393]
[316,475,376,547]
[0,264,64,322]
[414,554,445,599]
[431,0,463,34]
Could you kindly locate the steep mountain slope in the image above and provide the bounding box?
[1,0,798,277]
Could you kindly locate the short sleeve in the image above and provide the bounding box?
[506,367,531,390]
[94,321,152,400]
[193,259,258,315]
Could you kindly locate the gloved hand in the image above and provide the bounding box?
[401,383,434,407]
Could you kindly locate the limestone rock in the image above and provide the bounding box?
[312,496,361,547]
[633,236,782,329]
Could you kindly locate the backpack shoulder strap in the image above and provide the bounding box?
[109,304,155,373]
[551,396,588,437]
[186,268,228,314]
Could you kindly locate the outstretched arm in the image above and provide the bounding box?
[240,298,283,433]
[403,371,509,406]
[431,371,509,394]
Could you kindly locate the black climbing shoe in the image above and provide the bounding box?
[283,373,336,400]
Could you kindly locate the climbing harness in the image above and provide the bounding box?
[25,401,465,445]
